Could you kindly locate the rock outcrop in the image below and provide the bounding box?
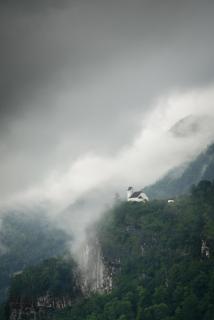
[77,232,113,294]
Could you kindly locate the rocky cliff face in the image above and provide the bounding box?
[7,232,117,320]
[7,256,80,320]
[9,293,76,320]
[9,295,73,320]
[77,232,113,294]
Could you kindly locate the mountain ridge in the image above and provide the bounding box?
[144,143,214,199]
[3,180,214,320]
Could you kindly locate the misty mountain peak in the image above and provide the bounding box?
[170,114,211,138]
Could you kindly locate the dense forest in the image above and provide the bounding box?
[52,180,214,320]
[1,180,214,320]
[0,210,70,303]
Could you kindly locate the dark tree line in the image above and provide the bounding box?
[1,180,214,320]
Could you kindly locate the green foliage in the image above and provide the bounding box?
[53,180,214,320]
[2,180,214,320]
[0,303,9,320]
[0,210,70,302]
[9,257,79,302]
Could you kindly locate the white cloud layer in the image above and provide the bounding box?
[1,1,214,249]
[3,86,214,213]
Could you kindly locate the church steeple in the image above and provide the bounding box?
[127,186,133,200]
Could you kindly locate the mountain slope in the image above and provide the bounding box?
[4,180,214,320]
[54,181,214,320]
[0,210,70,303]
[145,143,214,199]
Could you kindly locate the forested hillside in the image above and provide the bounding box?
[145,144,214,199]
[0,210,70,303]
[54,181,214,320]
[2,180,214,320]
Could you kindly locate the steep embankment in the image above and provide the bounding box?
[7,257,81,320]
[5,180,214,320]
[145,144,214,199]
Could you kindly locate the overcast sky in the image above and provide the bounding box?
[1,0,214,217]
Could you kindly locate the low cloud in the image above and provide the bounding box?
[1,86,214,249]
[1,0,214,249]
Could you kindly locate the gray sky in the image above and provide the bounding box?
[1,0,214,211]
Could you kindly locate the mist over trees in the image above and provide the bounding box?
[0,211,71,303]
[145,143,214,199]
[2,180,214,320]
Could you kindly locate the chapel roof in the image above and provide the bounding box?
[129,191,142,198]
